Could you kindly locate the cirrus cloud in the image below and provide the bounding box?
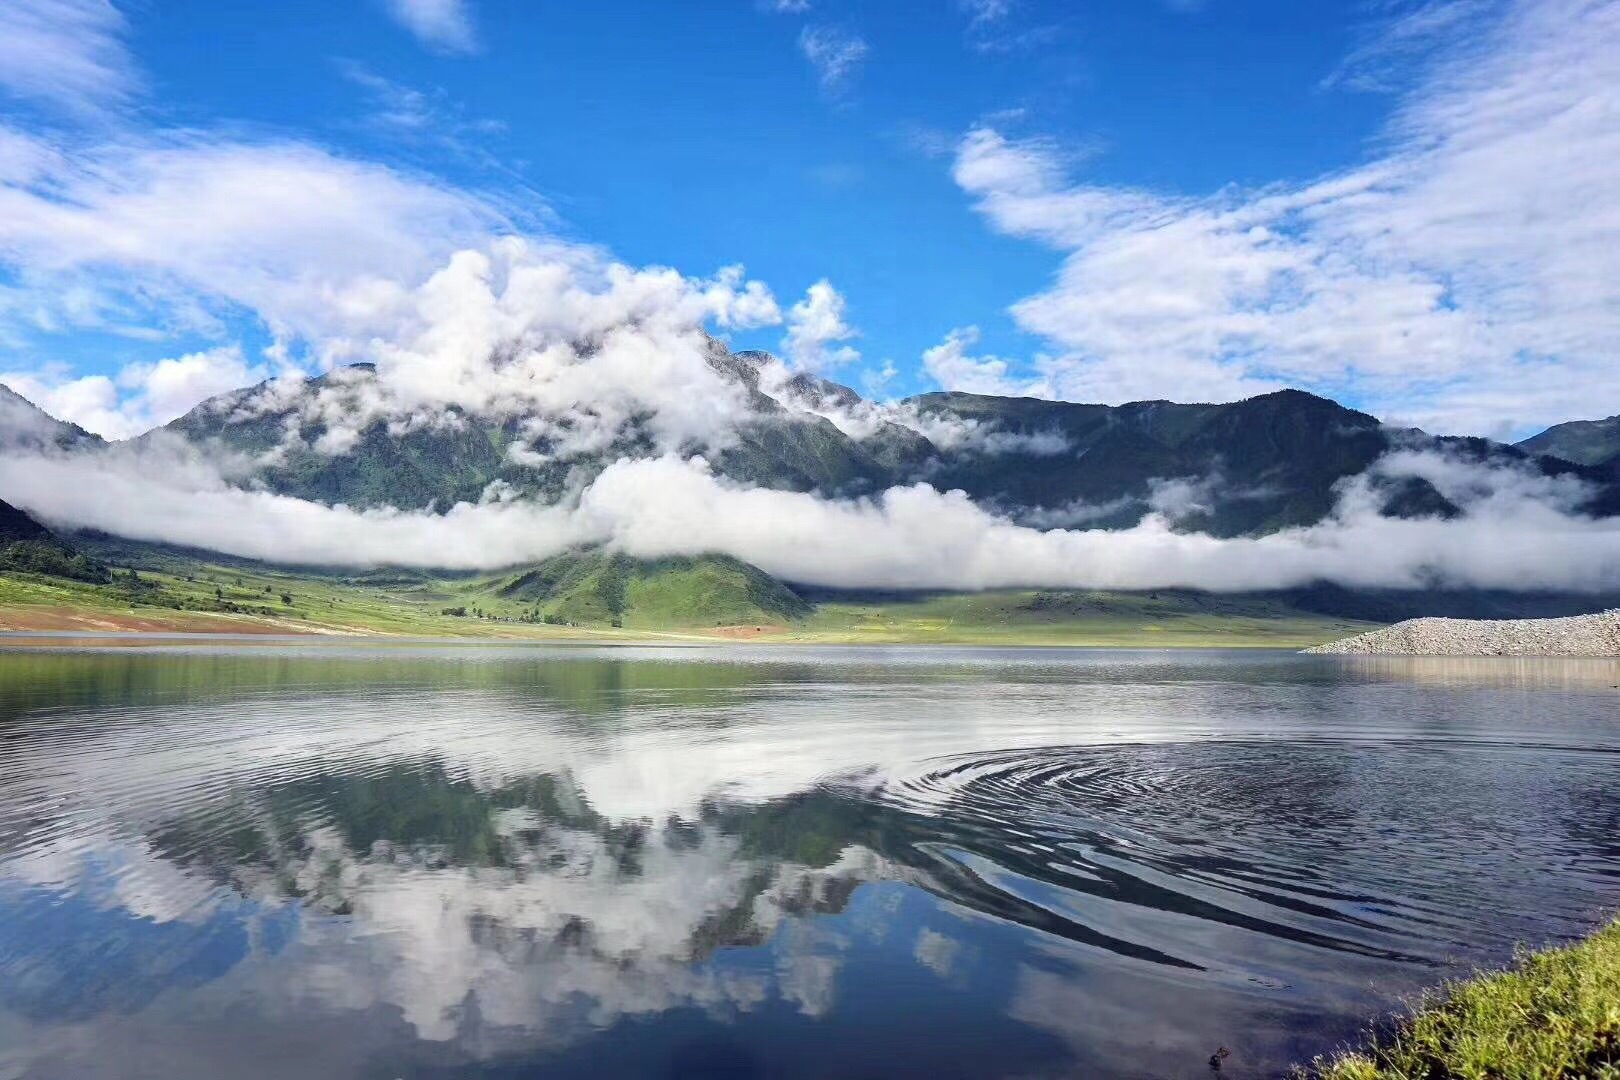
[950,0,1620,438]
[798,26,869,96]
[382,0,479,54]
[0,0,135,115]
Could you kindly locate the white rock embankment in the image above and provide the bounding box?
[1305,610,1620,657]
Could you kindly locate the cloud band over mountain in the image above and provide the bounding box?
[2,437,1616,594]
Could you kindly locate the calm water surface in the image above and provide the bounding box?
[0,643,1616,1079]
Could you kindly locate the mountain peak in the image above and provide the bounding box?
[1518,414,1620,468]
[0,385,104,452]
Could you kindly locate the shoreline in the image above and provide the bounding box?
[0,627,1338,650]
[1300,918,1620,1078]
[1307,610,1620,657]
[0,599,1374,650]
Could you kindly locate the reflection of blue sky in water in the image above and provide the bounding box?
[0,779,1075,1078]
[0,646,1617,1078]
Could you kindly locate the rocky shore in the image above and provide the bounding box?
[1305,610,1620,657]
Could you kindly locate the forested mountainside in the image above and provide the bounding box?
[1518,414,1620,468]
[153,345,1620,538]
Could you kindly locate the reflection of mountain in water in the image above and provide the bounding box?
[0,649,796,726]
[121,761,893,1032]
[144,730,1620,993]
[4,649,1620,1079]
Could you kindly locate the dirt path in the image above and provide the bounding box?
[0,606,324,635]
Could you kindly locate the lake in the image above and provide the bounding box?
[0,641,1616,1079]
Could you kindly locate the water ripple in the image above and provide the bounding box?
[859,738,1620,975]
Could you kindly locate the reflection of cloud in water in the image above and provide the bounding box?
[3,649,1620,1078]
[0,753,910,1073]
[914,928,961,979]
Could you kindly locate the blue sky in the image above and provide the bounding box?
[0,0,1617,440]
[131,0,1390,387]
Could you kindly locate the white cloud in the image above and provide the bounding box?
[0,126,509,349]
[2,346,268,440]
[960,0,1013,25]
[952,0,1620,436]
[922,326,1046,397]
[0,123,799,454]
[1323,0,1498,93]
[705,264,783,329]
[3,440,1617,593]
[337,61,506,155]
[35,242,783,461]
[783,279,860,370]
[0,0,136,114]
[798,26,869,95]
[0,124,807,454]
[382,0,478,54]
[290,244,780,463]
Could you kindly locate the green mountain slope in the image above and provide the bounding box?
[0,385,103,453]
[8,344,1617,555]
[1518,413,1620,468]
[159,354,913,508]
[0,499,110,583]
[152,354,1476,532]
[159,365,531,507]
[911,388,1401,535]
[491,550,812,628]
[149,343,1620,539]
[10,530,1618,640]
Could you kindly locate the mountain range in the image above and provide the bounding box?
[1,342,1619,627]
[149,343,1620,538]
[1518,414,1620,469]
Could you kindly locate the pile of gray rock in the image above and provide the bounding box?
[1305,610,1620,657]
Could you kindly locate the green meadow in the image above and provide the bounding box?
[0,544,1375,647]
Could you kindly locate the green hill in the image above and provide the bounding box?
[13,532,1618,644]
[491,550,812,628]
[0,499,110,584]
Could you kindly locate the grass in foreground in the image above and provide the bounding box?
[1302,919,1620,1079]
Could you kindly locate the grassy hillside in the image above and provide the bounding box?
[795,588,1374,646]
[1302,919,1620,1079]
[0,540,1376,646]
[493,550,811,628]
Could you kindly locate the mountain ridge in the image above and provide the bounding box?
[0,497,110,584]
[0,385,103,453]
[2,349,1618,578]
[135,345,1620,539]
[1518,414,1620,469]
